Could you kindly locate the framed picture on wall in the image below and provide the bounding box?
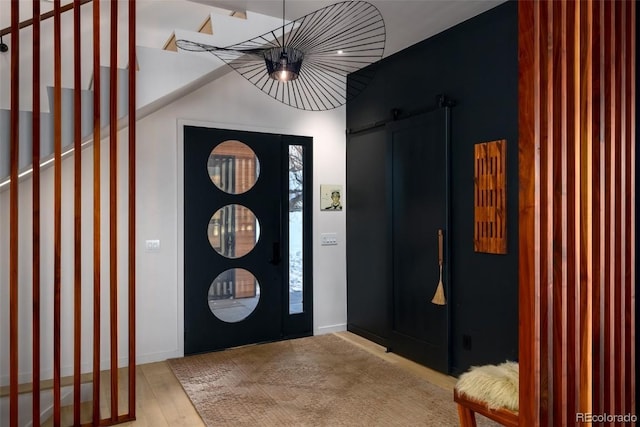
[320,185,343,211]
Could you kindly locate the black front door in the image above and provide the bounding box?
[184,126,312,355]
[388,108,450,373]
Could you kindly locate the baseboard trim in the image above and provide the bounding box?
[315,323,347,334]
[347,324,390,349]
[136,349,183,365]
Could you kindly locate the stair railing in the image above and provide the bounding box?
[0,0,93,37]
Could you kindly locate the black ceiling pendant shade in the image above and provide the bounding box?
[176,1,385,111]
[264,46,304,82]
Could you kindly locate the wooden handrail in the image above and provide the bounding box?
[0,0,92,37]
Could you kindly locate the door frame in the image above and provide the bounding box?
[177,119,314,356]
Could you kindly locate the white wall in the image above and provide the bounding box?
[0,64,348,388]
[137,70,348,362]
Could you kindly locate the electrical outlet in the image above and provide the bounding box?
[145,239,160,252]
[462,335,472,351]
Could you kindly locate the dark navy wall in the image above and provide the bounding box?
[346,1,518,375]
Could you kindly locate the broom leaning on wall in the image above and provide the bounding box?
[432,229,446,305]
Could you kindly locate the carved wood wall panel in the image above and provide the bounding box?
[474,139,507,254]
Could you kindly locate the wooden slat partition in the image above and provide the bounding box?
[593,0,604,414]
[92,0,103,424]
[53,1,62,424]
[624,0,636,416]
[519,1,635,425]
[577,0,593,420]
[32,0,42,425]
[4,0,137,425]
[603,2,615,417]
[73,0,83,424]
[109,0,119,421]
[128,0,138,418]
[9,1,20,426]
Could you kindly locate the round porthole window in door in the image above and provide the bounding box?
[208,204,260,259]
[207,140,260,194]
[208,268,260,323]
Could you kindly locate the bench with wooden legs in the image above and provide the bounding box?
[454,388,519,427]
[453,361,519,426]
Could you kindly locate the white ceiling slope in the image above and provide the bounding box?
[188,0,506,58]
[1,1,505,59]
[0,0,505,112]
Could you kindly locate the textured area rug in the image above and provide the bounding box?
[169,334,488,426]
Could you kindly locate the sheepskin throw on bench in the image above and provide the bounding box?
[455,361,519,412]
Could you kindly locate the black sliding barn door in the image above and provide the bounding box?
[388,108,450,373]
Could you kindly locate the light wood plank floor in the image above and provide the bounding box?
[119,362,205,427]
[119,332,457,426]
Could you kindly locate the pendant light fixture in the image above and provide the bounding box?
[264,0,302,82]
[176,1,385,111]
[264,46,303,82]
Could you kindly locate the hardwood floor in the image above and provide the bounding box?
[40,363,204,427]
[44,332,458,426]
[334,332,457,391]
[120,362,205,427]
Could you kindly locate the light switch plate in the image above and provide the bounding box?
[321,233,338,246]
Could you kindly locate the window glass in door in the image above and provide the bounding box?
[288,145,304,314]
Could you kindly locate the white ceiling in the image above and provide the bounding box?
[2,0,505,60]
[189,0,506,58]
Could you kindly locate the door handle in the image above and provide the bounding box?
[270,242,281,265]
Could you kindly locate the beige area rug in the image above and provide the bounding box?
[169,334,493,426]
